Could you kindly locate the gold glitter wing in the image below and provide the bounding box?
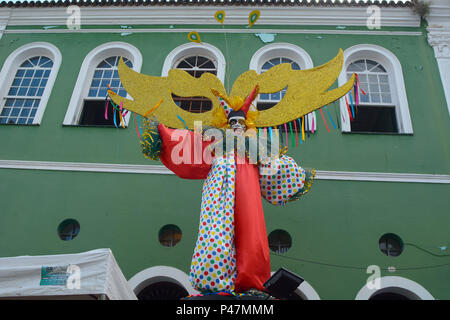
[109,49,354,129]
[230,49,355,127]
[108,58,226,129]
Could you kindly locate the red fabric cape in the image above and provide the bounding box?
[159,124,271,292]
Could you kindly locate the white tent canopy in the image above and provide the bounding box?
[0,248,137,300]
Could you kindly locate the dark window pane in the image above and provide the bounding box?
[78,99,122,126]
[171,94,212,113]
[351,106,398,133]
[268,229,292,254]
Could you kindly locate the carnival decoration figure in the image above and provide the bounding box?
[108,48,356,294]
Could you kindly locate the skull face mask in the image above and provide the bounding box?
[228,115,246,134]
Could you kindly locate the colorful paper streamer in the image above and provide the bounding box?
[319,108,330,133]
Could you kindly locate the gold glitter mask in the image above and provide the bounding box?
[109,49,355,129]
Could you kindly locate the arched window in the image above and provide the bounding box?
[79,56,133,126]
[339,44,413,134]
[250,43,316,131]
[258,57,300,111]
[162,43,225,114]
[355,276,435,300]
[0,42,62,125]
[172,55,217,113]
[63,42,142,127]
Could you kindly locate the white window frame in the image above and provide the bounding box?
[128,265,199,297]
[0,42,62,125]
[339,44,413,134]
[355,276,435,300]
[63,41,143,126]
[249,43,317,131]
[162,42,226,83]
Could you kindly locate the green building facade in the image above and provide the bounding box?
[0,0,449,300]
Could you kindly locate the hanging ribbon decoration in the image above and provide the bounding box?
[134,113,141,139]
[284,123,289,149]
[355,73,366,96]
[143,99,163,118]
[177,114,189,129]
[104,97,109,120]
[301,116,305,142]
[214,10,226,24]
[306,114,310,138]
[278,125,284,147]
[325,106,337,129]
[248,10,261,28]
[311,113,315,134]
[268,126,273,143]
[187,31,201,43]
[293,119,298,147]
[349,90,355,120]
[319,108,330,133]
[288,122,295,147]
[345,95,353,122]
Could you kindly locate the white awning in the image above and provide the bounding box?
[0,248,137,300]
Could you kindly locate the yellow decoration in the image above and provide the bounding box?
[109,49,355,129]
[248,10,260,28]
[143,99,163,117]
[214,10,226,24]
[187,31,201,43]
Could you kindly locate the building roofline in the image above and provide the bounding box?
[0,0,414,9]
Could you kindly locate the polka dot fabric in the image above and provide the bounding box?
[189,153,237,292]
[259,155,306,206]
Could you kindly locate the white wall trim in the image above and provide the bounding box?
[3,28,423,37]
[128,265,199,296]
[355,276,435,300]
[249,42,314,72]
[0,42,62,125]
[294,281,321,300]
[0,159,449,184]
[338,44,413,134]
[62,41,143,126]
[161,42,226,83]
[2,6,421,28]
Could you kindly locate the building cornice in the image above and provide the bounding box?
[0,5,420,28]
[0,0,414,9]
[0,159,449,184]
[427,27,450,59]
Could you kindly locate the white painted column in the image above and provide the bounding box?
[0,25,5,41]
[425,0,450,115]
[428,29,450,115]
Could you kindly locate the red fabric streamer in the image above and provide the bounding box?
[355,73,366,95]
[345,95,353,122]
[234,157,271,292]
[134,112,141,139]
[320,108,330,132]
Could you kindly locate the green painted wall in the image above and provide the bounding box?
[0,24,449,299]
[0,168,448,299]
[0,26,449,173]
